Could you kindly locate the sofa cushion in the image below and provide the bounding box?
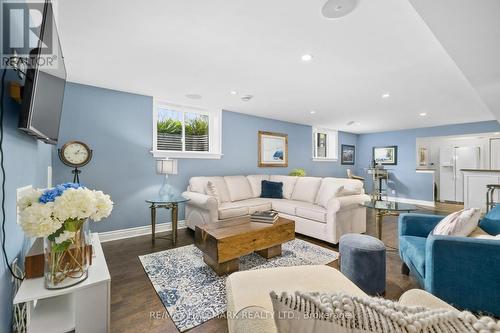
[468,227,500,240]
[479,204,500,235]
[261,180,283,199]
[399,236,427,277]
[290,177,322,203]
[269,175,297,199]
[246,175,270,197]
[271,199,313,215]
[189,176,230,202]
[241,198,273,214]
[218,201,249,219]
[295,204,327,223]
[224,176,254,202]
[315,178,344,208]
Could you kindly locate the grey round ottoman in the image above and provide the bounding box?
[339,234,386,295]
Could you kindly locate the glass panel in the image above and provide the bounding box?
[316,132,327,158]
[185,112,209,152]
[157,108,183,151]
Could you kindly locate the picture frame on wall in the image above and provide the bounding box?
[258,131,288,167]
[341,145,355,165]
[373,146,398,165]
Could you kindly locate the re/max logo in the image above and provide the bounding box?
[1,1,53,56]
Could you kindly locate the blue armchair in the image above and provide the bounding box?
[398,213,500,316]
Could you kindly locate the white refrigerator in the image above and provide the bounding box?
[439,146,480,202]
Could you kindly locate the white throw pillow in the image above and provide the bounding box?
[431,208,481,237]
[335,184,362,197]
[224,176,254,202]
[205,177,231,202]
[269,175,298,199]
[290,177,322,203]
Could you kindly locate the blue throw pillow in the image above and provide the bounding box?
[479,205,500,235]
[261,180,283,199]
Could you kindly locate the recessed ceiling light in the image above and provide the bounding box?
[322,0,358,19]
[381,93,390,99]
[419,112,427,117]
[301,54,313,62]
[310,110,317,114]
[186,93,202,100]
[230,91,237,95]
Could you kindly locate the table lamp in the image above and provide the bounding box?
[156,159,178,199]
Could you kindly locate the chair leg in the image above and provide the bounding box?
[401,262,410,275]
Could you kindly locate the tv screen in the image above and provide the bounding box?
[18,1,66,145]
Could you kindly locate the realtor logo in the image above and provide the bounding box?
[1,0,57,69]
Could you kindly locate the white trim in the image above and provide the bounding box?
[386,196,435,207]
[99,220,187,242]
[312,158,338,162]
[151,150,223,159]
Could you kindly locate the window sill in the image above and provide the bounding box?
[151,150,223,159]
[312,157,338,162]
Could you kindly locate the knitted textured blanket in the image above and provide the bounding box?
[270,291,500,333]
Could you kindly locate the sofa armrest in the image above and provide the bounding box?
[327,194,370,212]
[398,213,444,238]
[182,191,218,210]
[425,236,500,315]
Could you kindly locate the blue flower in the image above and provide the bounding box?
[39,183,81,203]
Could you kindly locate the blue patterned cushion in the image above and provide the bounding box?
[260,180,283,199]
[480,205,500,235]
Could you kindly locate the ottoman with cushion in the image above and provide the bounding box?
[339,233,386,295]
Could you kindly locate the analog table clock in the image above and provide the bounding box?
[58,141,93,183]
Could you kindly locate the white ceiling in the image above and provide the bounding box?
[56,0,496,133]
[409,0,500,125]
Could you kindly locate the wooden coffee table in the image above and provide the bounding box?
[194,217,295,276]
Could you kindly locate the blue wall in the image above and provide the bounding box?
[0,71,52,333]
[53,83,358,233]
[356,121,500,201]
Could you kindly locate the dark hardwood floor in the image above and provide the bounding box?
[102,203,461,333]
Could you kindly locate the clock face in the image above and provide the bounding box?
[59,141,92,167]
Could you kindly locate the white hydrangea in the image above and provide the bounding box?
[53,188,97,221]
[90,190,113,222]
[19,202,62,238]
[54,230,76,244]
[17,189,43,212]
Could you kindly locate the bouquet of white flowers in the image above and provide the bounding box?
[17,183,113,288]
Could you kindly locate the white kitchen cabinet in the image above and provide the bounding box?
[463,170,500,212]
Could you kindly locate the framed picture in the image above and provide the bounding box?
[341,145,355,165]
[258,131,288,167]
[373,146,398,165]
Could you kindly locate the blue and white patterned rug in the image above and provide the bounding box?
[139,239,338,332]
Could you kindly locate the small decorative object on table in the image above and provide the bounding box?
[250,210,279,224]
[17,183,113,289]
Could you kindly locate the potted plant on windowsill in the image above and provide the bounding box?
[17,183,113,289]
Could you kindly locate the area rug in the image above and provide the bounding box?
[139,239,338,332]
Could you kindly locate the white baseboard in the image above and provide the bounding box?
[386,196,435,207]
[99,220,187,243]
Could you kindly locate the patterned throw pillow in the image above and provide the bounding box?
[270,291,500,333]
[205,181,220,203]
[431,208,480,237]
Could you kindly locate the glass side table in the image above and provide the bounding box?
[145,196,190,245]
[361,200,418,240]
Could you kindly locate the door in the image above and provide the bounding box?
[455,147,480,202]
[491,138,500,169]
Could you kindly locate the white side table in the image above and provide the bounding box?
[14,233,111,333]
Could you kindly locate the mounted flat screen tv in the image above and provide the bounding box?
[18,1,66,145]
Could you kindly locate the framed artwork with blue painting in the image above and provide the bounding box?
[258,131,288,167]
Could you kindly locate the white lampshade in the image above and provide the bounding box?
[156,159,178,175]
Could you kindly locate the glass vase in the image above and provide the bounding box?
[44,219,90,289]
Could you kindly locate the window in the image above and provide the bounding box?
[152,100,222,159]
[312,128,338,161]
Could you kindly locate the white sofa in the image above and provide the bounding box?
[182,175,370,244]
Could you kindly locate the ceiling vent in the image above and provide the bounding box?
[321,0,358,19]
[241,95,253,102]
